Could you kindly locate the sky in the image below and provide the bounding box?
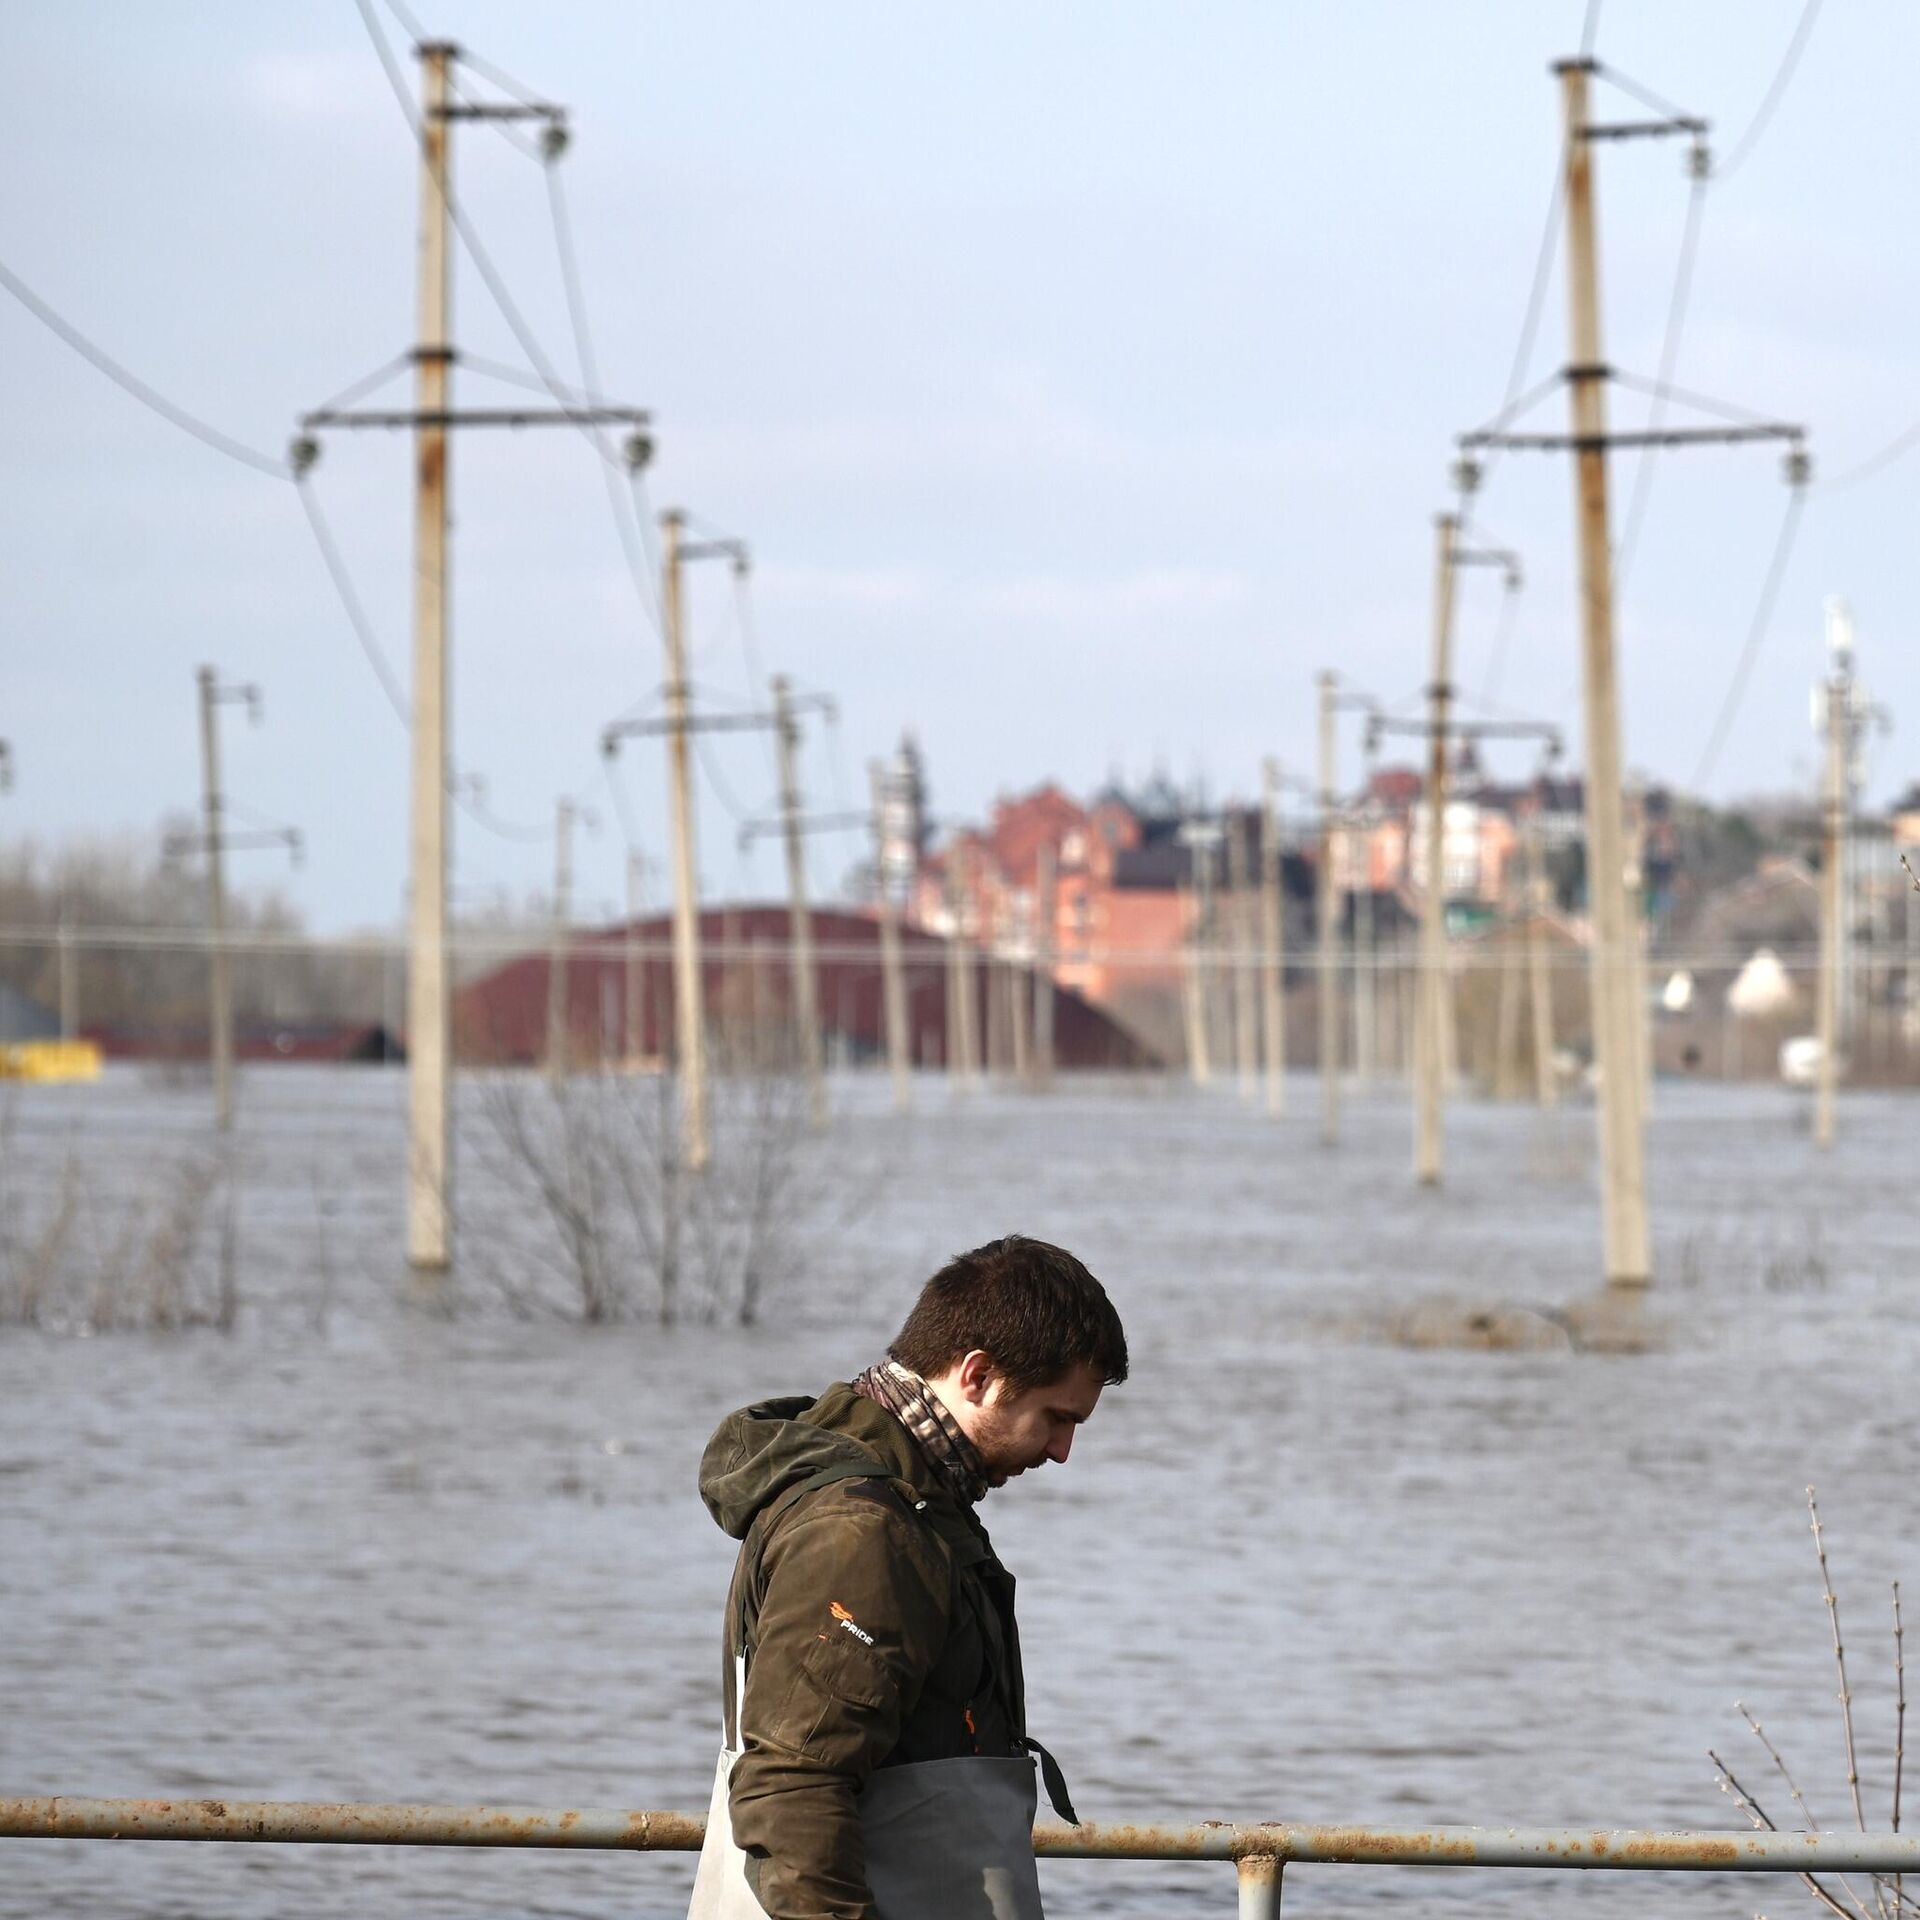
[3,1,1917,933]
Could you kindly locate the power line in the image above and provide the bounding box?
[352,0,664,644]
[1477,575,1525,708]
[296,467,579,849]
[293,472,411,722]
[1592,61,1698,128]
[1717,0,1827,181]
[1612,156,1709,597]
[1473,146,1569,505]
[544,158,662,629]
[693,731,757,824]
[1818,421,1920,493]
[1689,483,1807,790]
[0,254,289,480]
[600,751,644,851]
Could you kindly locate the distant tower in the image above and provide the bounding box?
[881,733,929,900]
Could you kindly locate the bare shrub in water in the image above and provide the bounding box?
[465,1045,823,1327]
[0,1096,241,1333]
[1710,1491,1908,1920]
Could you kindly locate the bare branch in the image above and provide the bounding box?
[1811,1488,1870,1831]
[1743,1699,1825,1830]
[1712,1750,1857,1920]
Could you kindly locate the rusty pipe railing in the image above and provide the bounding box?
[8,1797,1920,1920]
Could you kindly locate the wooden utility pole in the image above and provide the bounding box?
[771,675,827,1128]
[405,40,454,1259]
[869,760,911,1112]
[1228,813,1258,1099]
[1559,57,1650,1285]
[545,797,576,1085]
[1415,514,1457,1184]
[1815,605,1851,1149]
[659,511,709,1170]
[1317,673,1342,1145]
[197,664,234,1131]
[1260,758,1287,1117]
[1032,841,1057,1089]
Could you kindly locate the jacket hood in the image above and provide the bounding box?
[699,1385,919,1539]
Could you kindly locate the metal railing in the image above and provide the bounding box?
[7,1795,1920,1919]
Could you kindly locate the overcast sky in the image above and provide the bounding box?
[4,1,1916,932]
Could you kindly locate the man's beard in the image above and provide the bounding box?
[968,1400,1046,1486]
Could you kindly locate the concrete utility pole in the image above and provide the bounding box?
[1558,58,1649,1286]
[198,667,232,1129]
[1456,63,1804,1285]
[1815,600,1853,1149]
[869,760,911,1113]
[948,843,981,1089]
[659,511,709,1169]
[1415,516,1457,1183]
[180,667,291,1132]
[58,904,78,1042]
[771,675,827,1128]
[1625,780,1653,1123]
[545,798,577,1085]
[624,851,649,1068]
[1317,673,1343,1145]
[1228,812,1259,1099]
[296,43,648,1269]
[195,665,269,1132]
[1260,758,1287,1117]
[1352,769,1377,1086]
[1009,941,1033,1083]
[1524,816,1557,1107]
[1179,821,1222,1087]
[1032,841,1057,1089]
[406,40,454,1260]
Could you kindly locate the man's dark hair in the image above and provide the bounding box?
[889,1236,1128,1391]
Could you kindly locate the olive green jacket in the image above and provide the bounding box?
[699,1384,1030,1920]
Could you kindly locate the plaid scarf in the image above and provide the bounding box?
[852,1359,991,1506]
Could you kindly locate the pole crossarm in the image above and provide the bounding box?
[437,103,564,123]
[1582,117,1709,141]
[1368,716,1562,749]
[163,828,303,859]
[603,712,777,748]
[1462,423,1802,453]
[300,405,649,431]
[737,809,869,848]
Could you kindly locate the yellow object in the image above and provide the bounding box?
[0,1040,102,1083]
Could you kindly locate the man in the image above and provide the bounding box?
[688,1235,1128,1920]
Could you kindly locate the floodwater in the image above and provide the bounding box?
[2,1065,1917,1920]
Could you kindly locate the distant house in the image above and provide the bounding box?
[452,904,1156,1072]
